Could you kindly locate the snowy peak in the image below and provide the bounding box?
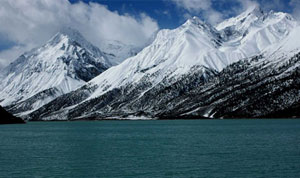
[178,16,223,48]
[182,16,219,34]
[59,27,85,41]
[50,27,85,44]
[47,28,110,65]
[215,5,298,57]
[216,5,264,31]
[242,4,264,18]
[48,28,89,50]
[183,16,207,26]
[52,28,140,66]
[217,5,296,33]
[0,28,111,107]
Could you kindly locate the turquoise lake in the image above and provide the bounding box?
[1,120,300,178]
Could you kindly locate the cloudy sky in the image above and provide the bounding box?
[0,0,299,68]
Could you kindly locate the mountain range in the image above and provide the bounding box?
[1,5,300,121]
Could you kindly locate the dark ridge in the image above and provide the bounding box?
[0,106,25,124]
[260,103,300,118]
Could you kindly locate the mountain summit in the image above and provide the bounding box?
[0,28,111,115]
[216,5,264,31]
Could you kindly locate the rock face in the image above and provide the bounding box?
[0,106,25,124]
[5,6,300,120]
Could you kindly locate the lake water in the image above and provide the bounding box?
[1,120,300,178]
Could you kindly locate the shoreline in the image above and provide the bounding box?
[24,117,300,123]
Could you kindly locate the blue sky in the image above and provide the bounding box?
[0,0,299,68]
[69,0,183,29]
[68,0,296,29]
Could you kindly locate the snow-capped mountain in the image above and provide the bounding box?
[9,6,300,120]
[0,28,111,115]
[99,40,141,65]
[217,5,297,56]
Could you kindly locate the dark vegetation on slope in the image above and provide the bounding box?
[24,53,300,120]
[157,53,300,119]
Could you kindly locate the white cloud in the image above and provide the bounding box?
[237,0,259,11]
[204,9,223,25]
[0,58,6,70]
[171,0,212,12]
[169,0,260,24]
[0,0,159,67]
[170,0,223,24]
[0,45,35,69]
